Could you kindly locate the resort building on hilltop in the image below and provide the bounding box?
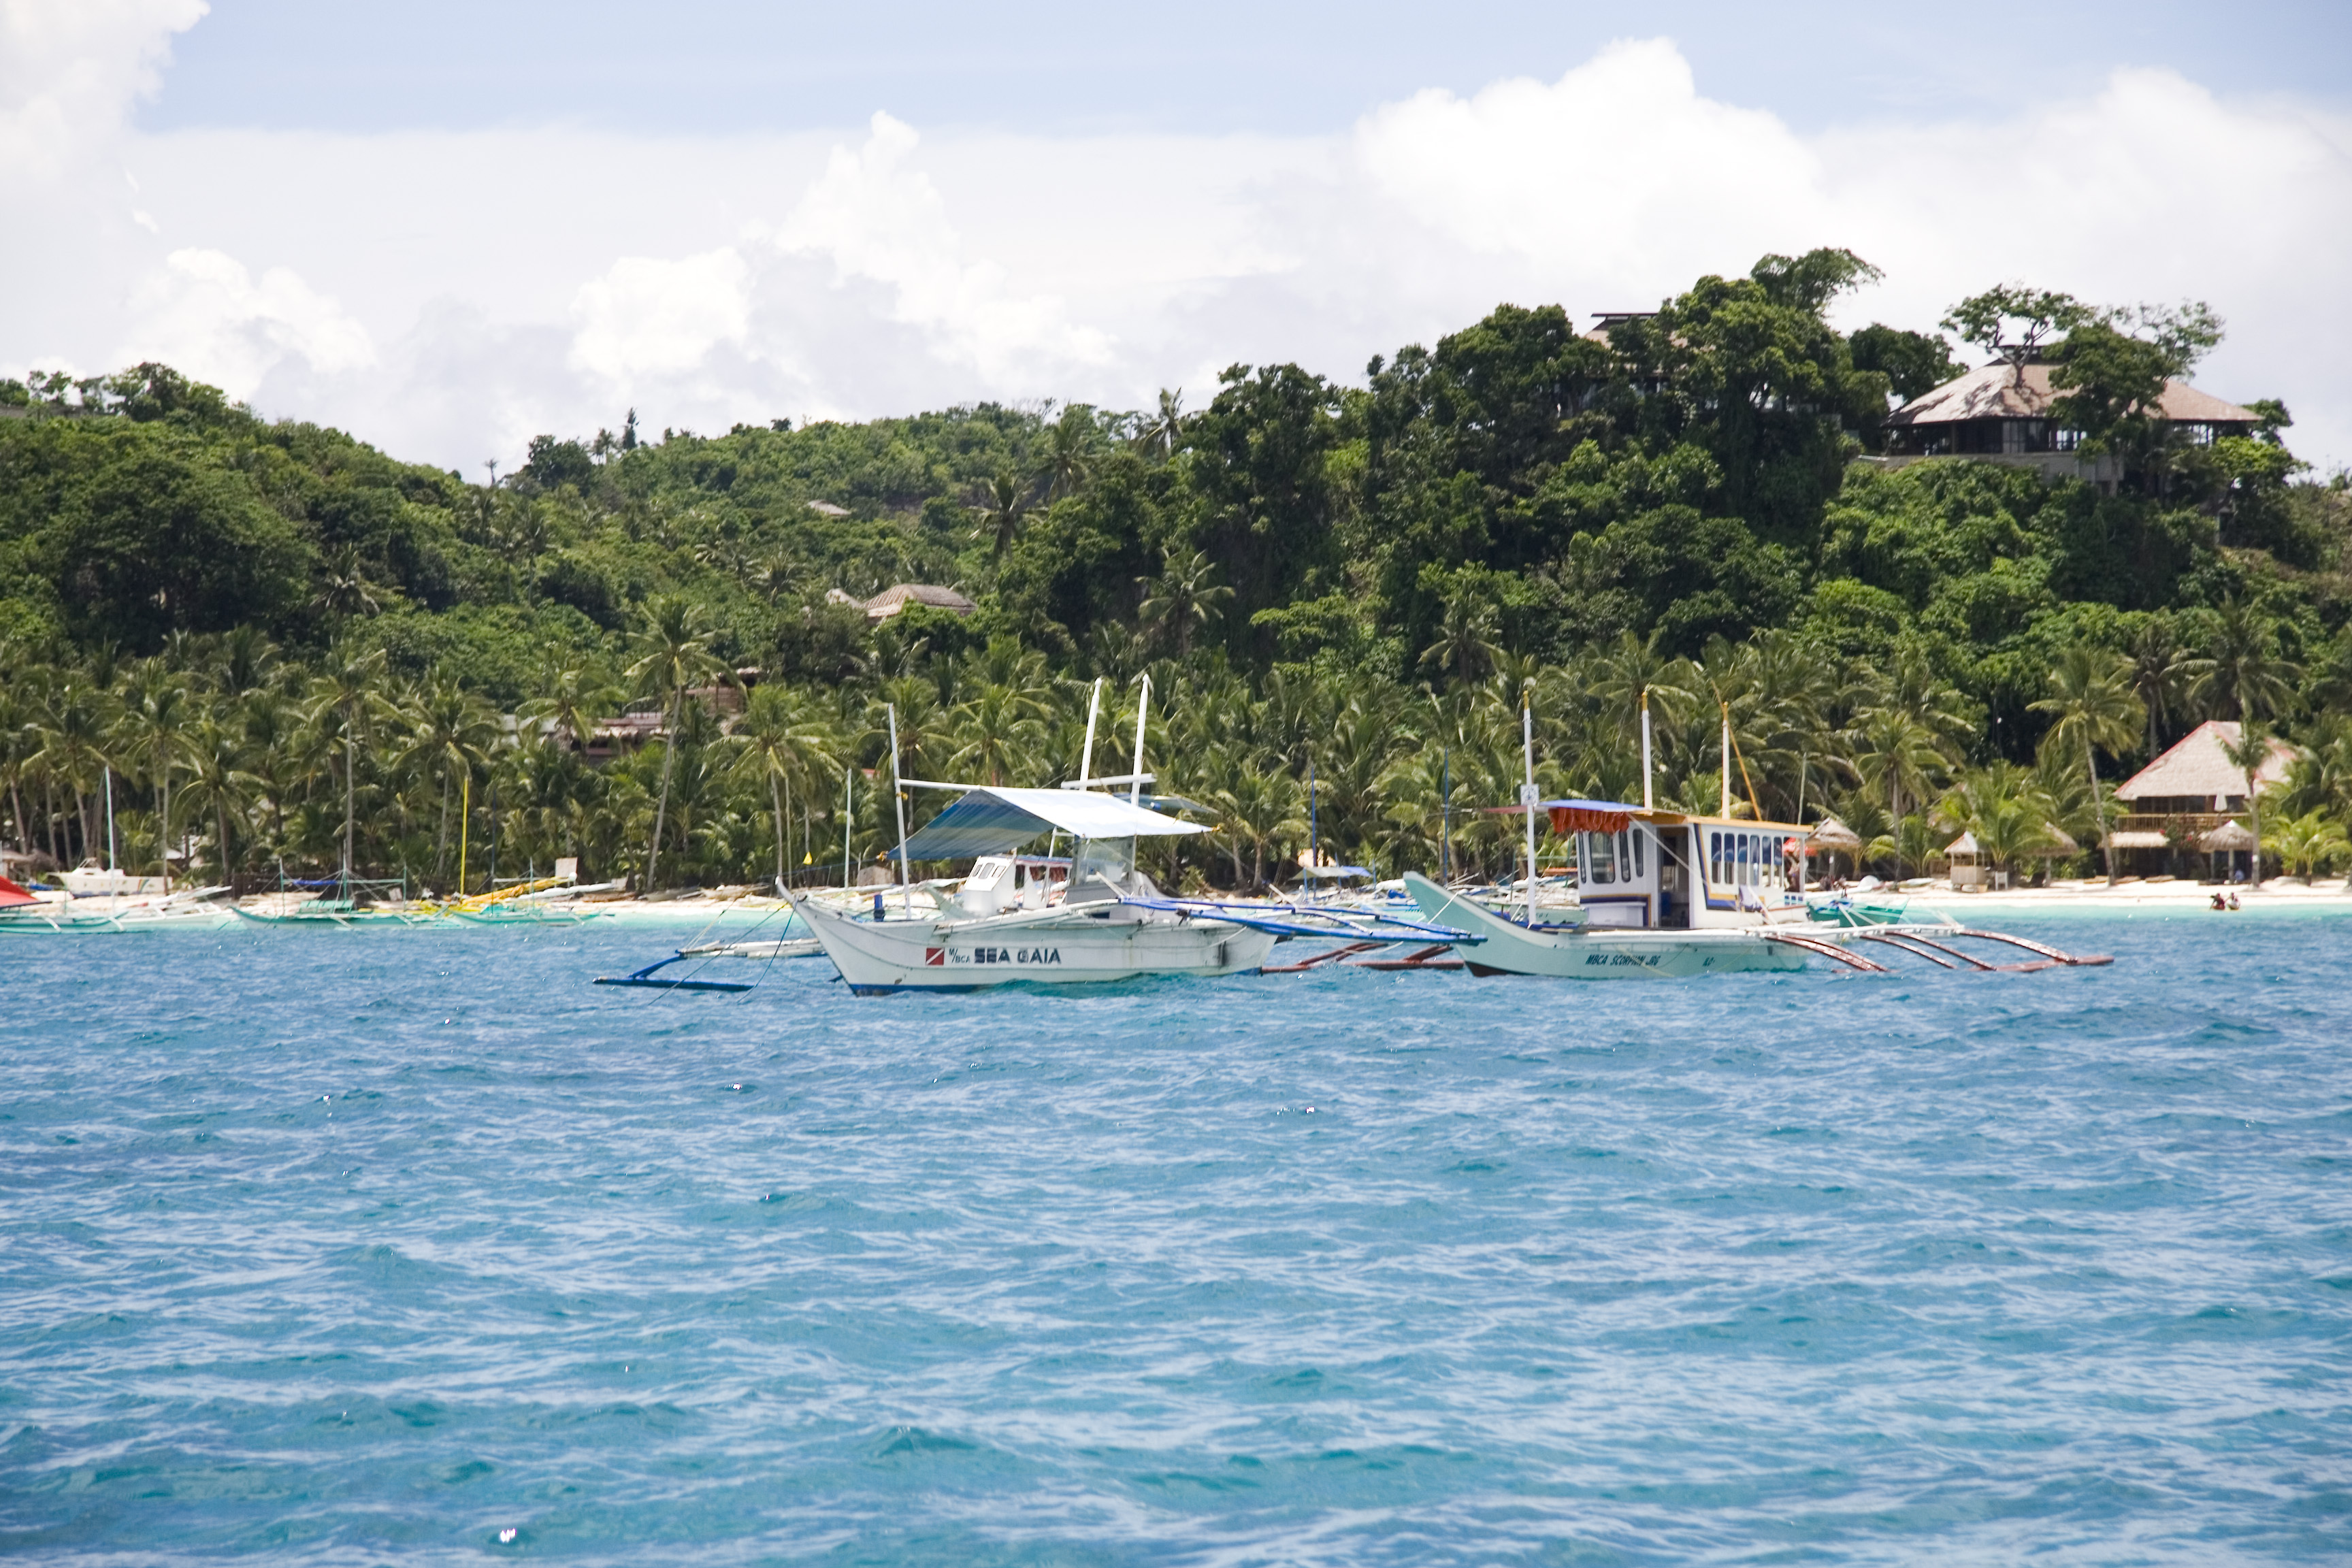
[1869,361,2259,488]
[2106,719,2296,877]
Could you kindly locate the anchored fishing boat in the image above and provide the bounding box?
[1403,689,2108,979]
[787,678,1467,995]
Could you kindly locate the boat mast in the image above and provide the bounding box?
[1078,676,1102,785]
[1720,706,1732,819]
[886,703,912,916]
[1128,674,1149,807]
[841,764,853,890]
[1127,675,1149,891]
[1640,689,1653,811]
[1521,685,1538,928]
[103,766,116,886]
[1051,676,1102,875]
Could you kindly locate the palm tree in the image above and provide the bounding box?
[1136,544,1235,657]
[1033,405,1100,502]
[1939,763,2063,881]
[2263,811,2349,880]
[33,679,114,867]
[521,661,621,755]
[970,470,1034,562]
[406,678,500,882]
[177,714,259,884]
[1849,709,1949,878]
[732,683,838,885]
[1136,389,1184,461]
[1586,628,1698,744]
[2187,599,2301,728]
[625,596,729,891]
[2219,722,2282,885]
[310,546,389,621]
[115,661,195,890]
[238,682,306,862]
[1417,591,1503,689]
[2308,627,2352,718]
[306,646,391,892]
[947,680,1048,789]
[2030,647,2144,886]
[2125,616,2192,757]
[1208,762,1305,891]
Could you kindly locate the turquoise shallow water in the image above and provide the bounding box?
[3,915,2349,1564]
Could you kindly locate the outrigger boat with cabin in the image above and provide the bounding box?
[1404,689,2109,979]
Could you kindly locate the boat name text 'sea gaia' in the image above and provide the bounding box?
[926,945,1063,967]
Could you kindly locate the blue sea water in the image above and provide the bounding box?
[3,912,2349,1565]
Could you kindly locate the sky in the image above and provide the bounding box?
[5,1,2350,473]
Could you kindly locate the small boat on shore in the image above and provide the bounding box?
[0,875,236,933]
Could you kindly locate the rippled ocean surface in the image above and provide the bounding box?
[5,911,2350,1565]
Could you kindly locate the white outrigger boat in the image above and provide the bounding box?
[794,679,1281,994]
[1402,798,1819,978]
[788,679,1471,996]
[1403,693,2109,980]
[0,872,235,933]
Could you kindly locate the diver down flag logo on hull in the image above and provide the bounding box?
[925,948,945,966]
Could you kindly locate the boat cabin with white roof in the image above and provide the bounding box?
[1546,800,1808,929]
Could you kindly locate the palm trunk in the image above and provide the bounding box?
[436,772,452,879]
[158,773,173,894]
[2247,768,2263,885]
[647,692,680,890]
[2087,742,2114,886]
[216,799,233,885]
[1889,780,1902,879]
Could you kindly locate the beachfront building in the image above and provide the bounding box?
[2106,719,2296,879]
[1872,362,2259,489]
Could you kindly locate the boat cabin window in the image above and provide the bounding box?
[1703,829,1802,891]
[1584,830,1616,884]
[1071,836,1136,896]
[1629,828,1645,879]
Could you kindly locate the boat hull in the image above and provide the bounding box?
[1403,873,1806,979]
[793,894,1277,994]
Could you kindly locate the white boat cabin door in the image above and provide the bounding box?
[1576,821,1706,929]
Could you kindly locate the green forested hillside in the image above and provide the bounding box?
[3,249,2348,893]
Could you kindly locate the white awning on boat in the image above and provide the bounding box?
[896,786,1209,861]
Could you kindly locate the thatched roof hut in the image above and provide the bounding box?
[2199,819,2258,853]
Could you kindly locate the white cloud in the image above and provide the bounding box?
[3,20,2348,472]
[1354,39,1831,287]
[570,248,751,382]
[772,112,1116,385]
[0,0,204,180]
[122,247,376,395]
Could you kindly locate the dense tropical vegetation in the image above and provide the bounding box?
[5,249,2350,894]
